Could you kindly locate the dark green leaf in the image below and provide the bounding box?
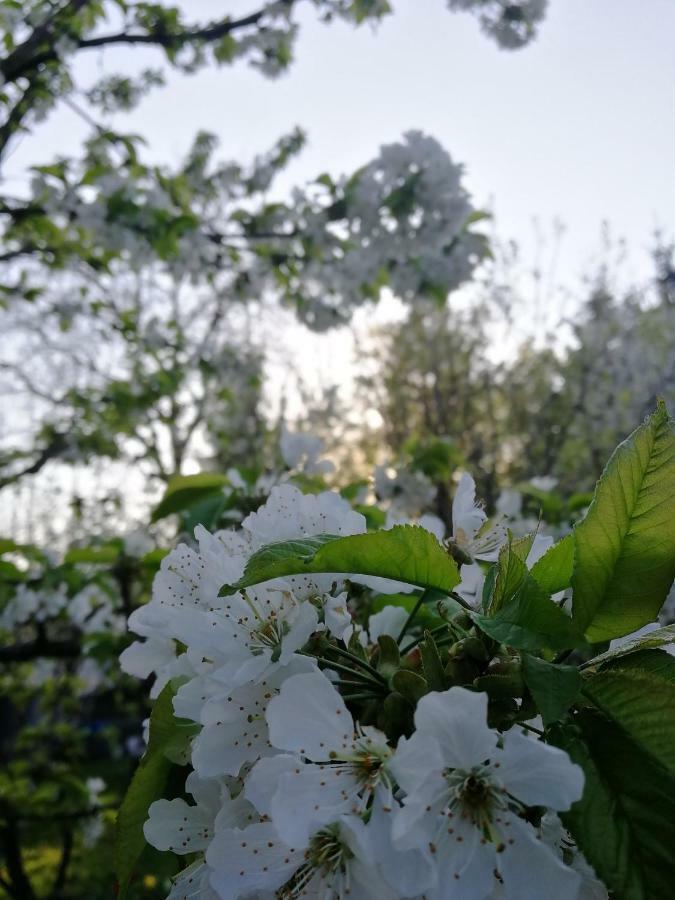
[521,653,581,726]
[391,669,428,704]
[551,709,675,900]
[151,473,228,522]
[582,651,675,777]
[420,633,448,691]
[115,684,183,899]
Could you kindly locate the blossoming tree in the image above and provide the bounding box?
[117,403,675,899]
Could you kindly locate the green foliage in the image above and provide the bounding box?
[484,532,535,615]
[582,651,675,777]
[552,708,675,900]
[529,533,574,595]
[473,575,585,651]
[582,624,675,672]
[521,653,580,726]
[115,684,183,900]
[219,526,461,597]
[572,401,675,641]
[151,473,228,522]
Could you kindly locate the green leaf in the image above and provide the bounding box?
[485,533,535,615]
[582,651,675,777]
[391,669,428,704]
[376,635,400,680]
[572,402,675,641]
[551,709,675,900]
[64,544,120,564]
[530,533,574,595]
[115,684,183,899]
[219,526,460,597]
[151,472,228,522]
[521,653,581,726]
[420,632,448,691]
[582,625,675,672]
[473,576,585,651]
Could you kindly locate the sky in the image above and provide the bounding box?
[4,0,675,540]
[6,0,675,407]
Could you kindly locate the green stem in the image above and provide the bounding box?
[400,622,454,656]
[520,721,544,736]
[325,644,386,683]
[396,590,432,645]
[341,692,381,703]
[315,657,385,690]
[449,591,473,611]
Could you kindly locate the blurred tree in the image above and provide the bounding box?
[362,242,675,500]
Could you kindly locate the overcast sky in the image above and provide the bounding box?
[6,0,675,407]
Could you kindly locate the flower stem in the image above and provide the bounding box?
[519,721,544,736]
[314,657,386,691]
[340,692,381,703]
[400,622,454,655]
[325,644,387,683]
[396,590,433,644]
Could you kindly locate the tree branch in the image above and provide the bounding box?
[0,816,36,900]
[49,828,73,900]
[0,0,92,83]
[0,637,81,664]
[0,433,69,491]
[3,2,296,83]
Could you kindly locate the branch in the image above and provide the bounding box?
[0,78,47,161]
[3,2,296,82]
[0,817,36,900]
[0,637,81,664]
[0,433,69,491]
[0,0,92,83]
[49,829,73,900]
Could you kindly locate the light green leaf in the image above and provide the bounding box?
[485,532,535,615]
[551,709,675,900]
[473,576,585,651]
[219,526,460,597]
[64,544,120,564]
[151,472,228,522]
[530,533,574,595]
[572,402,675,641]
[521,653,581,726]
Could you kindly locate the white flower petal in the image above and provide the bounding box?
[270,763,359,847]
[498,728,584,811]
[413,688,497,769]
[430,816,495,900]
[498,813,581,900]
[206,822,302,897]
[144,798,214,854]
[245,754,298,817]
[266,671,354,758]
[368,605,410,641]
[193,719,273,778]
[453,472,486,540]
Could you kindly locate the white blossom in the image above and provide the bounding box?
[390,687,584,900]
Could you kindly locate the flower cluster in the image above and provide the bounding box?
[124,480,605,899]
